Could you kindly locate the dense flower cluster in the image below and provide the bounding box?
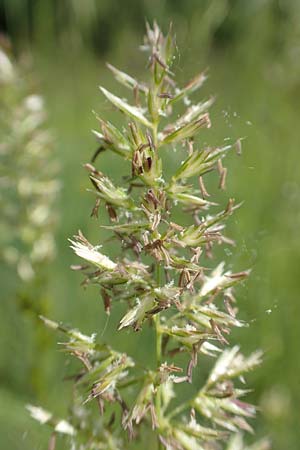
[28,23,269,450]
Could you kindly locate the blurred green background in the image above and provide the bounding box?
[1,0,300,449]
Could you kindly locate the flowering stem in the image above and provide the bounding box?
[25,23,262,450]
[167,401,190,420]
[155,315,162,368]
[154,263,163,449]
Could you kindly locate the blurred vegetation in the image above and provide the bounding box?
[0,0,299,449]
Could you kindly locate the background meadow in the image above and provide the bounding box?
[0,1,300,449]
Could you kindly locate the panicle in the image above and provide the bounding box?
[27,22,264,450]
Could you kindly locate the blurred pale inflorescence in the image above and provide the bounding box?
[0,46,60,283]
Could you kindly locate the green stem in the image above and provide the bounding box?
[166,401,190,420]
[154,314,162,400]
[150,75,163,449]
[154,263,163,449]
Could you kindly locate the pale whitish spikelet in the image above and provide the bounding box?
[0,49,14,82]
[55,420,76,436]
[226,433,271,450]
[208,346,241,384]
[208,346,263,386]
[24,94,44,112]
[100,86,152,128]
[71,330,96,344]
[26,405,52,424]
[200,262,230,296]
[39,316,59,330]
[201,341,222,357]
[69,239,117,270]
[226,433,244,450]
[174,429,203,450]
[26,406,76,436]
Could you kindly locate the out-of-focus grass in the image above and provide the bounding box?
[1,3,300,449]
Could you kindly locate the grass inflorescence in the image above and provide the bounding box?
[28,22,269,450]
